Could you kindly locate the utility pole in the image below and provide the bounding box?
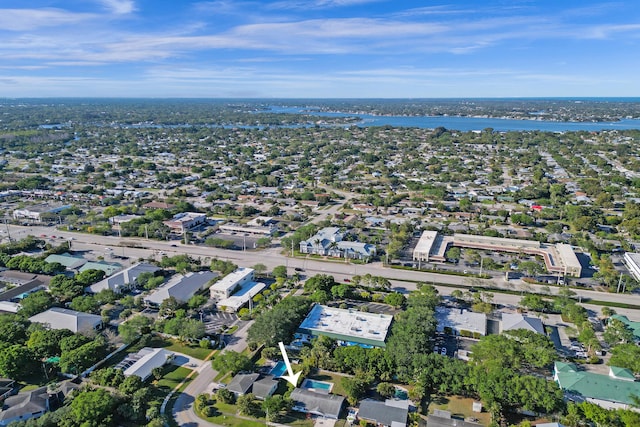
[479,257,484,278]
[4,218,12,243]
[145,224,148,240]
[291,239,294,257]
[616,272,624,293]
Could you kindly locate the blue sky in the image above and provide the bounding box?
[1,0,639,98]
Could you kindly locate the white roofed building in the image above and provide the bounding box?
[624,252,640,282]
[163,212,206,233]
[29,308,102,333]
[297,304,393,348]
[217,281,266,312]
[116,347,174,381]
[435,306,487,337]
[210,268,254,299]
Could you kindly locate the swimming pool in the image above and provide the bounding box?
[301,379,333,393]
[269,361,287,378]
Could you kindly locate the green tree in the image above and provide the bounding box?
[67,388,117,426]
[341,374,370,405]
[216,387,235,404]
[384,292,406,308]
[211,351,253,375]
[0,314,30,345]
[237,393,260,417]
[272,265,288,279]
[0,344,36,379]
[118,315,152,344]
[18,290,54,317]
[376,382,396,399]
[608,343,640,374]
[603,318,634,346]
[119,374,144,395]
[262,395,292,422]
[26,327,73,358]
[49,274,84,302]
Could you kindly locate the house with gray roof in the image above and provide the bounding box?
[227,373,260,396]
[144,271,217,306]
[0,381,79,426]
[358,399,409,427]
[501,313,545,335]
[86,262,161,294]
[252,376,279,400]
[29,308,102,333]
[290,388,345,419]
[0,387,49,426]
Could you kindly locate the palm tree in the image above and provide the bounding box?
[328,241,339,257]
[313,238,322,255]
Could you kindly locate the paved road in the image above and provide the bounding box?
[172,320,253,426]
[9,224,640,318]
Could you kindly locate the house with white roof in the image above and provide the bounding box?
[86,262,161,294]
[144,271,217,306]
[116,347,174,381]
[29,308,102,333]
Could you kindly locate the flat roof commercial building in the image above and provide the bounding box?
[435,306,487,337]
[12,204,71,222]
[414,231,582,277]
[623,252,640,282]
[217,280,266,312]
[163,212,207,233]
[297,304,393,348]
[210,267,254,299]
[412,230,439,262]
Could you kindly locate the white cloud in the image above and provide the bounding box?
[99,0,136,15]
[0,8,95,31]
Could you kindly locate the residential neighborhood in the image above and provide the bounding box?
[1,99,640,427]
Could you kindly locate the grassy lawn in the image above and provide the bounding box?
[197,402,266,427]
[197,401,313,427]
[429,395,491,426]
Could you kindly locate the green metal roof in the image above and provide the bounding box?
[611,314,640,340]
[44,253,87,269]
[79,261,122,277]
[554,362,640,406]
[610,366,635,381]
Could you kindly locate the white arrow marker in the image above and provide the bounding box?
[278,341,302,387]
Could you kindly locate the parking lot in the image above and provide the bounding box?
[204,311,238,333]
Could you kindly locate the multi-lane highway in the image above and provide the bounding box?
[7,224,640,312]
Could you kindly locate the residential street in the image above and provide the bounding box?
[172,321,253,426]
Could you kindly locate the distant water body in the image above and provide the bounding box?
[267,106,640,132]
